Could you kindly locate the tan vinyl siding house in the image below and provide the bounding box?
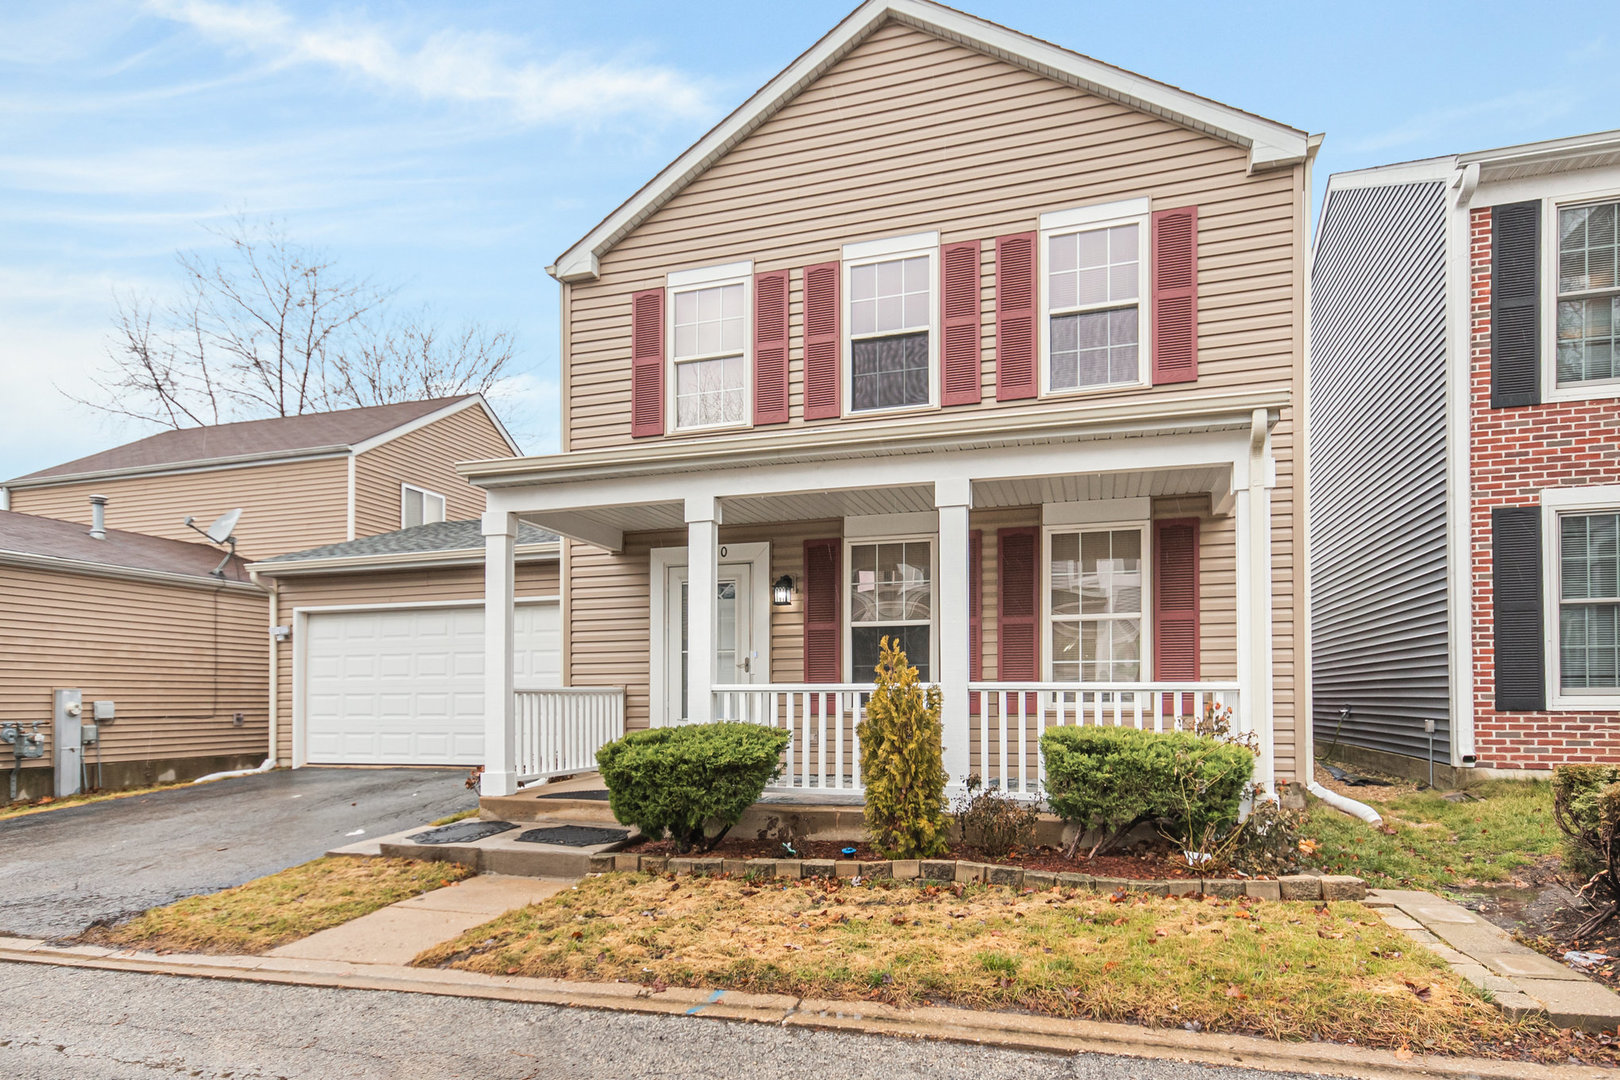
[351,403,513,537]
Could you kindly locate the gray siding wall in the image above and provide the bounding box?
[1309,180,1451,764]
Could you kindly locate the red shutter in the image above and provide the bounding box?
[802,262,841,419]
[630,288,664,437]
[1151,207,1199,385]
[940,240,983,406]
[803,538,842,683]
[994,232,1038,401]
[754,270,789,424]
[968,529,983,715]
[997,527,1039,682]
[1153,518,1201,680]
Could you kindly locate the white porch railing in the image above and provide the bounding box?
[712,681,1241,797]
[514,686,625,785]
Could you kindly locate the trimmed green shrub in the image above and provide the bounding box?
[858,637,949,859]
[1553,765,1620,883]
[596,722,789,853]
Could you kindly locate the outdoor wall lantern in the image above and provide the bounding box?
[772,574,795,606]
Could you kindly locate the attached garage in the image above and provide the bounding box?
[251,520,560,768]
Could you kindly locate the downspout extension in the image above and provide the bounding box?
[1307,780,1383,826]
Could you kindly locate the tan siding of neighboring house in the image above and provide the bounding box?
[269,561,559,764]
[9,457,351,561]
[0,565,268,783]
[351,406,510,537]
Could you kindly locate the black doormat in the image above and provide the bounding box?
[535,789,611,801]
[408,821,517,845]
[515,825,629,847]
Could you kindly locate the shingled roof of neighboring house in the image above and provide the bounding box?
[253,519,558,568]
[0,510,251,583]
[9,396,476,483]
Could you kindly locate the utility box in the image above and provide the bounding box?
[93,700,115,722]
[53,689,82,798]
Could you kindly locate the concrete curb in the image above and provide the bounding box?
[1,938,1611,1080]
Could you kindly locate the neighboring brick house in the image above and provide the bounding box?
[1311,129,1620,781]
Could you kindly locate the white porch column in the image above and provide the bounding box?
[685,495,721,725]
[936,478,973,789]
[1236,410,1276,791]
[482,509,519,797]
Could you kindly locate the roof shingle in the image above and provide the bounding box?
[0,510,250,582]
[254,519,557,567]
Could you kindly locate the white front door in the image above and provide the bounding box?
[664,564,755,724]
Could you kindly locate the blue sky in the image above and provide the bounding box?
[1,1,1615,479]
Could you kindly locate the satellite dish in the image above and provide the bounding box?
[204,508,243,544]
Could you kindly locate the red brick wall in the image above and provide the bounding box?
[1469,205,1620,769]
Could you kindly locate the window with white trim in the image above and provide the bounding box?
[670,278,748,430]
[1558,510,1620,692]
[1557,200,1620,388]
[1047,527,1146,682]
[1041,205,1150,394]
[846,243,935,412]
[848,539,933,680]
[401,484,446,528]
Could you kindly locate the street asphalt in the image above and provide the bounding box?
[0,962,1320,1080]
[0,766,475,938]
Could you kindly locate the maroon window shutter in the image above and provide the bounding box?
[1153,518,1200,680]
[1151,207,1199,385]
[940,241,983,406]
[994,233,1038,401]
[968,529,983,715]
[630,288,664,437]
[802,262,841,419]
[753,270,789,425]
[997,527,1039,682]
[803,538,842,683]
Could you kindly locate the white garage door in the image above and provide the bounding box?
[302,602,559,765]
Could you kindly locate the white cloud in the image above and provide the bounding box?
[145,0,715,126]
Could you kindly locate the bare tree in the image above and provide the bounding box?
[77,217,516,427]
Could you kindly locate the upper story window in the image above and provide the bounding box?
[843,233,938,414]
[401,483,446,528]
[1557,200,1620,388]
[1040,199,1151,395]
[667,262,751,431]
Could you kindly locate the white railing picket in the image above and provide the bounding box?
[512,687,626,785]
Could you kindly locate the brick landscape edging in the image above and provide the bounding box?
[587,853,1366,901]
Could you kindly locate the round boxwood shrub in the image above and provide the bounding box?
[596,722,789,852]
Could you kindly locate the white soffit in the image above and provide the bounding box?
[548,0,1309,283]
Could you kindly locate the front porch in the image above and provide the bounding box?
[473,401,1280,801]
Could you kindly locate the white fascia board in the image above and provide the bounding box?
[0,550,266,593]
[1460,129,1620,171]
[1039,198,1150,232]
[347,395,519,456]
[1323,157,1458,194]
[548,0,1307,282]
[667,260,754,288]
[5,447,350,490]
[248,542,559,578]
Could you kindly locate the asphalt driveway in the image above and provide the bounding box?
[0,767,475,939]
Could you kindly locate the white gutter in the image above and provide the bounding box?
[1307,780,1383,825]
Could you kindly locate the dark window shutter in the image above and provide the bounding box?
[994,233,1038,400]
[630,289,664,437]
[941,241,983,406]
[968,529,983,715]
[1491,201,1541,409]
[1492,506,1546,711]
[1151,207,1199,385]
[803,538,842,683]
[1153,518,1200,680]
[997,527,1039,681]
[753,270,789,425]
[802,262,841,420]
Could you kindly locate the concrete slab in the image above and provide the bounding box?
[1363,888,1439,907]
[268,906,492,966]
[1404,903,1481,925]
[1518,977,1620,1032]
[1376,911,1424,931]
[392,874,567,914]
[1477,950,1589,982]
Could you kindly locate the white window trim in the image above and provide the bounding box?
[843,534,939,681]
[664,264,754,434]
[400,482,446,528]
[1541,486,1620,710]
[1541,188,1620,404]
[841,236,940,418]
[1038,201,1152,399]
[1040,520,1153,685]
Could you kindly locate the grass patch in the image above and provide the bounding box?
[94,856,474,954]
[1304,781,1558,892]
[414,872,1539,1054]
[1,780,196,821]
[430,808,480,826]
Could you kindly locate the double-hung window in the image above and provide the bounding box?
[1556,199,1620,389]
[844,234,937,413]
[401,483,446,528]
[1558,510,1620,694]
[1040,200,1150,394]
[847,539,933,680]
[1047,526,1146,683]
[667,263,751,431]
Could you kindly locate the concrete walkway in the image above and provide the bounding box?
[1366,888,1620,1032]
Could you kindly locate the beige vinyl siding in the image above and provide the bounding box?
[270,561,560,764]
[352,406,510,537]
[9,457,350,561]
[0,565,267,778]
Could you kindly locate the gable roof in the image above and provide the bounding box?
[0,510,252,585]
[250,518,558,576]
[550,0,1311,283]
[9,395,512,487]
